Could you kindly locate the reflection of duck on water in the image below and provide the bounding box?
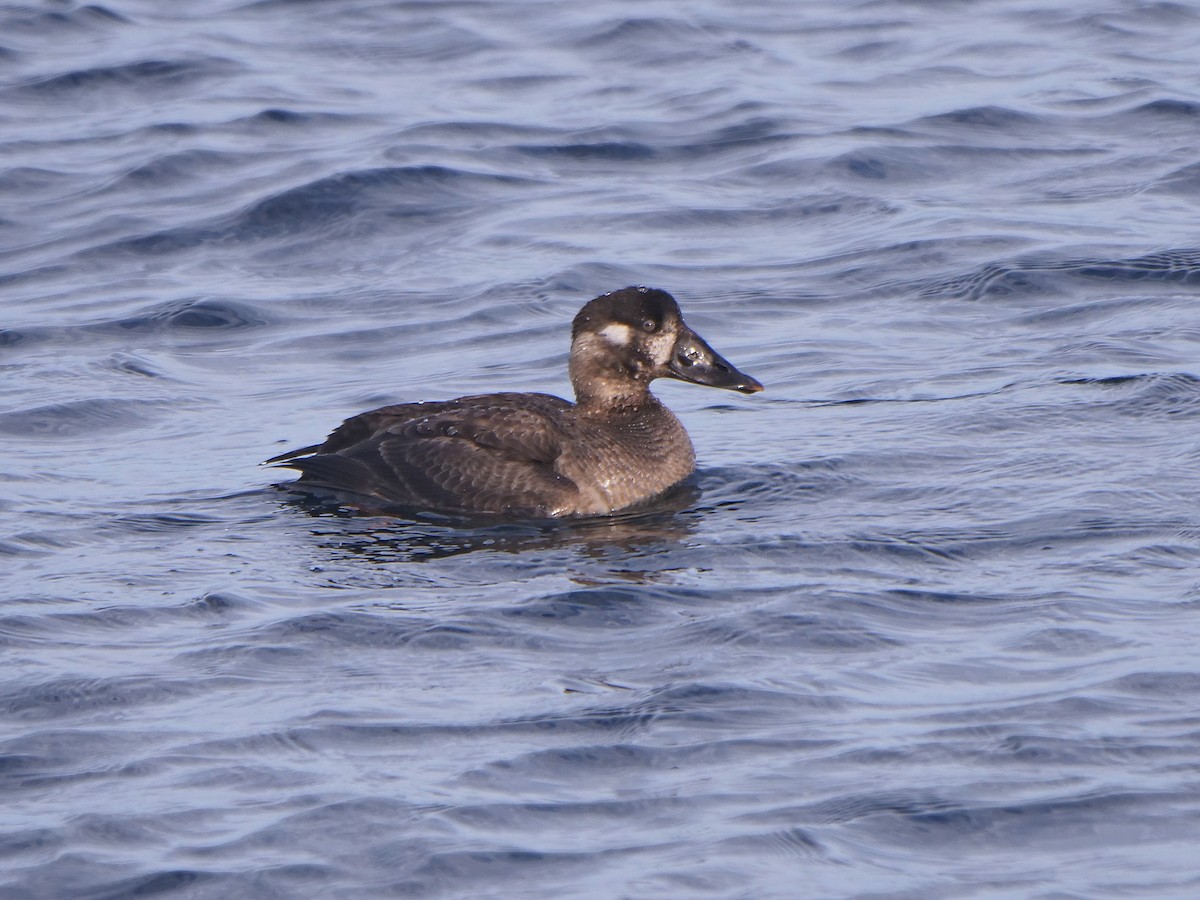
[286,482,704,565]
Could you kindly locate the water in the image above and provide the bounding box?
[3,0,1200,896]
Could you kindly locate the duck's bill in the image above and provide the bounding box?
[667,328,764,394]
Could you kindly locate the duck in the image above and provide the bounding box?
[266,286,763,518]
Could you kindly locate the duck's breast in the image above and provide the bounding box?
[559,403,696,513]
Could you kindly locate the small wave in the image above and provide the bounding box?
[0,592,253,648]
[858,789,1184,851]
[1121,98,1200,119]
[80,870,218,898]
[96,165,528,255]
[232,165,541,239]
[827,144,1098,186]
[1104,669,1200,697]
[914,104,1045,131]
[92,225,219,257]
[1061,372,1200,419]
[0,3,129,37]
[7,58,236,103]
[114,149,241,188]
[0,166,76,193]
[511,115,798,167]
[109,512,225,531]
[1010,626,1128,655]
[244,107,311,126]
[0,674,205,723]
[922,248,1200,299]
[1148,161,1200,196]
[572,16,717,57]
[515,140,657,161]
[0,398,174,438]
[91,298,269,333]
[0,327,30,347]
[503,586,683,630]
[625,195,894,230]
[697,461,857,508]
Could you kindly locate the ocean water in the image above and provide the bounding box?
[3,0,1200,897]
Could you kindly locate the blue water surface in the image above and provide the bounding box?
[3,1,1200,897]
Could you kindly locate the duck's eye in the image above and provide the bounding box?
[640,318,658,333]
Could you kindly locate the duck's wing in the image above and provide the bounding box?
[264,401,434,464]
[270,394,581,516]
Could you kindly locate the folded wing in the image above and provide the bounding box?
[269,393,580,516]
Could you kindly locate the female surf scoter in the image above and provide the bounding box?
[267,286,762,517]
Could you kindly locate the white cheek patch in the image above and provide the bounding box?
[599,323,633,346]
[645,329,677,365]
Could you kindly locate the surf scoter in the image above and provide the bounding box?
[267,286,762,517]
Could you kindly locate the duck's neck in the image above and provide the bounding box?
[569,334,657,415]
[572,377,659,417]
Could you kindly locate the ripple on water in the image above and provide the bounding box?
[921,248,1200,299]
[8,58,236,105]
[94,298,270,333]
[0,398,176,437]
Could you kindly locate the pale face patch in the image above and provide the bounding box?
[599,323,633,346]
[644,327,678,366]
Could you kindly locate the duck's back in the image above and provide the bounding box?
[270,390,697,517]
[273,392,581,516]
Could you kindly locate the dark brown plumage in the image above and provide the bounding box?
[267,287,762,518]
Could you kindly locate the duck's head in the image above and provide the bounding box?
[569,286,763,406]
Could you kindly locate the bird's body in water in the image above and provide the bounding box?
[267,287,763,518]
